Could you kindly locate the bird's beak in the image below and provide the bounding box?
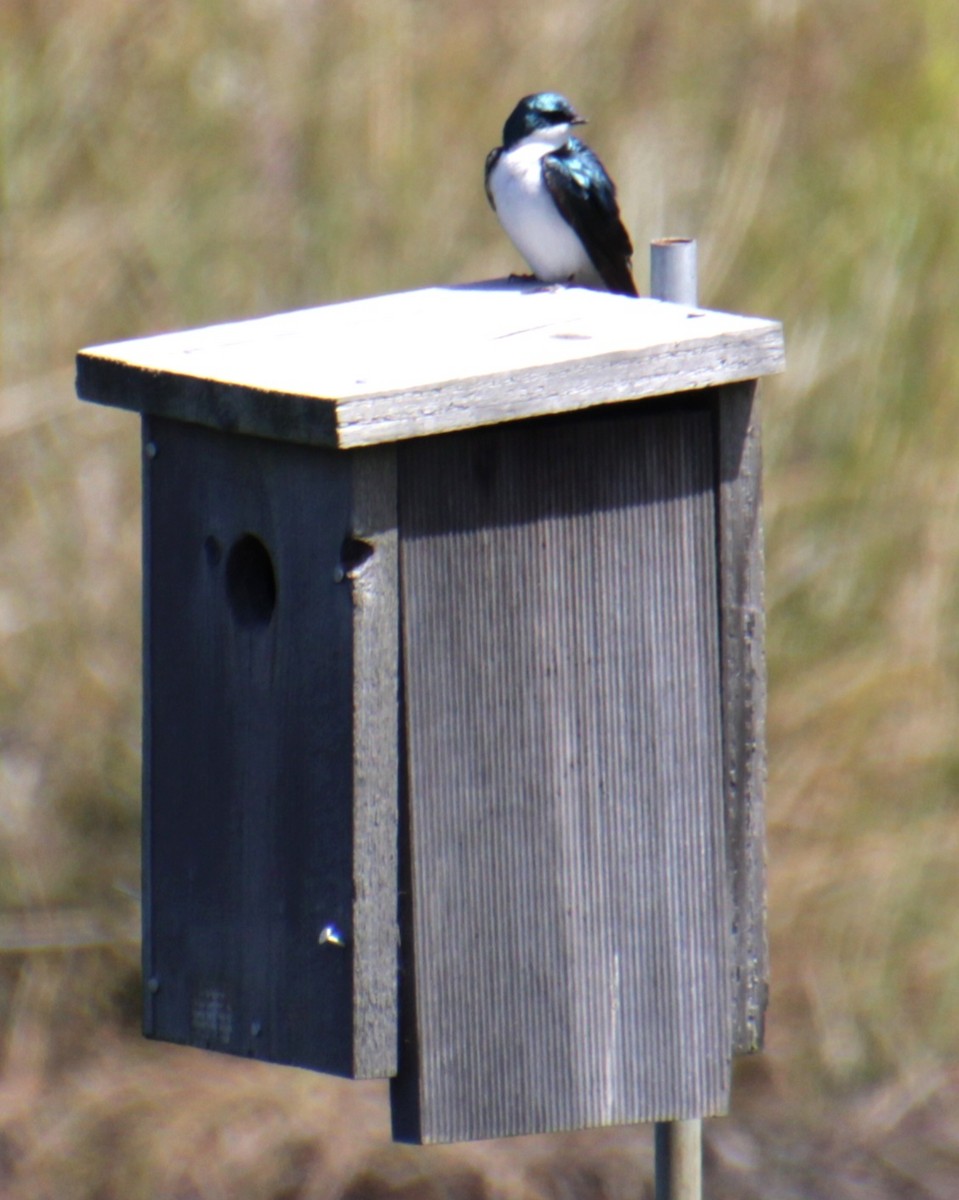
[572,114,588,125]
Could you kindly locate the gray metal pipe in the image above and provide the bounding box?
[650,238,699,307]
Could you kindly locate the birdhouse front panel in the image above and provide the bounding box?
[142,415,399,1080]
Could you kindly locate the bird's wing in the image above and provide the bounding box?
[484,147,503,211]
[542,140,638,296]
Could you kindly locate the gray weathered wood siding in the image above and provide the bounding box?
[394,403,731,1142]
[716,382,768,1053]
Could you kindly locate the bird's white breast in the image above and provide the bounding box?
[488,136,598,286]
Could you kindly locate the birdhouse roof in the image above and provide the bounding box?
[77,279,784,449]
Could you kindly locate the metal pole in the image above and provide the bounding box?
[650,238,699,307]
[650,235,703,1200]
[655,1120,702,1200]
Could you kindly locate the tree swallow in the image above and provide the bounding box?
[485,92,638,297]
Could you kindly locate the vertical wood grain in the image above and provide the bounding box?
[349,446,400,1076]
[716,382,768,1053]
[395,406,731,1142]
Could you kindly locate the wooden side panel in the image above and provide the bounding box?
[716,382,768,1053]
[142,416,397,1078]
[394,406,731,1143]
[348,446,400,1077]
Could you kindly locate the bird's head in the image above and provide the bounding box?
[501,92,587,149]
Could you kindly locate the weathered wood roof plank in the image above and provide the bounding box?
[77,280,784,448]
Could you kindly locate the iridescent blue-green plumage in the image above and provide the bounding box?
[541,136,636,297]
[501,91,582,148]
[485,92,638,297]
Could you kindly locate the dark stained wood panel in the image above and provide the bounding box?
[395,406,731,1142]
[142,416,398,1079]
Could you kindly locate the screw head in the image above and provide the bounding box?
[318,924,346,947]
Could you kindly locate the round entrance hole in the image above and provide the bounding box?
[225,533,277,628]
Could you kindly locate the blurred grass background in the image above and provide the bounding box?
[2,0,959,1195]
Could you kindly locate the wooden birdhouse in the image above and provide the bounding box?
[77,267,783,1145]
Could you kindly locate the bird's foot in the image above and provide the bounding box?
[509,273,575,294]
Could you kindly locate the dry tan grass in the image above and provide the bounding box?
[3,0,959,1194]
